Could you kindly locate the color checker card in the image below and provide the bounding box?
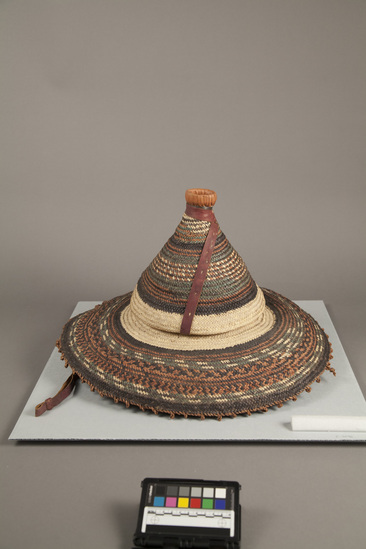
[134,478,241,548]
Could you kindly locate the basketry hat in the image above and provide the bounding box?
[36,189,335,419]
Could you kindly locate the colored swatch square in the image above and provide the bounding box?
[166,485,179,497]
[155,484,166,497]
[203,487,214,498]
[178,497,189,508]
[190,498,201,508]
[179,486,190,497]
[202,498,213,509]
[191,487,202,498]
[165,497,177,508]
[215,488,226,499]
[215,499,226,510]
[153,496,165,507]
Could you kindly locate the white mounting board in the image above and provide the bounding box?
[9,301,366,442]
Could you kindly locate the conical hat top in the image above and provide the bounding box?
[123,188,274,349]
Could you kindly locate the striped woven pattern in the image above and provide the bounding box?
[57,192,334,418]
[137,213,257,318]
[58,289,333,418]
[130,213,271,339]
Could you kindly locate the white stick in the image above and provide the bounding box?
[291,415,366,432]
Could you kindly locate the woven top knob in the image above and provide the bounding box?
[185,189,217,208]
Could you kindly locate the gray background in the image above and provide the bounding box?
[1,1,365,548]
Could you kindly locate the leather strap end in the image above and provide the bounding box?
[35,373,78,417]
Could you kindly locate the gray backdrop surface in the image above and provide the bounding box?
[1,1,365,548]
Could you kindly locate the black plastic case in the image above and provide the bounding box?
[133,478,241,548]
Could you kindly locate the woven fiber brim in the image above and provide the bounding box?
[57,289,334,419]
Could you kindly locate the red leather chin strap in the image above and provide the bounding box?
[35,372,78,417]
[180,204,219,336]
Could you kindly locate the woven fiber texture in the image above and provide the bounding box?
[136,214,257,320]
[57,192,334,418]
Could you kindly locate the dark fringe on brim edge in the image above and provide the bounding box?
[55,336,335,421]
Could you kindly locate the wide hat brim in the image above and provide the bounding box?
[57,287,333,419]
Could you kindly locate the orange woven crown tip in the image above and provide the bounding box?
[185,189,217,208]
